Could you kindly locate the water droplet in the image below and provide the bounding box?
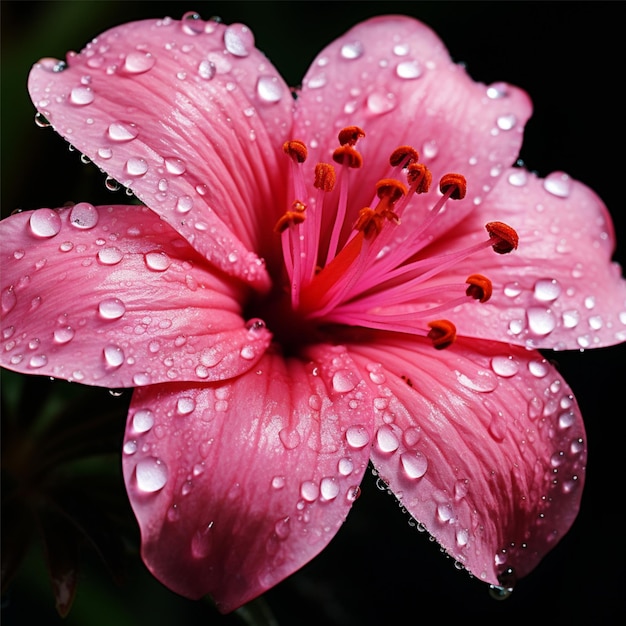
[98,246,123,265]
[28,354,48,369]
[164,157,186,176]
[176,195,194,213]
[145,251,171,271]
[98,297,126,320]
[256,75,282,103]
[177,396,196,415]
[543,172,571,198]
[456,369,498,393]
[533,278,561,302]
[558,411,575,429]
[274,516,291,539]
[526,307,556,336]
[454,479,469,500]
[70,86,94,106]
[340,40,364,59]
[198,59,217,80]
[53,326,74,344]
[319,477,339,501]
[125,157,148,176]
[103,344,124,368]
[124,51,155,74]
[486,82,508,99]
[29,209,61,238]
[35,112,51,127]
[105,177,121,192]
[245,318,266,332]
[133,409,154,433]
[135,457,168,492]
[306,72,327,89]
[376,425,400,453]
[69,202,99,229]
[338,457,354,476]
[279,428,301,450]
[345,425,370,449]
[366,92,397,115]
[507,170,528,187]
[181,11,205,35]
[332,369,357,393]
[2,287,17,314]
[496,114,516,130]
[123,440,137,455]
[396,59,422,79]
[528,359,549,378]
[490,355,519,378]
[271,475,285,489]
[300,480,319,502]
[107,121,139,142]
[223,23,254,57]
[400,450,428,479]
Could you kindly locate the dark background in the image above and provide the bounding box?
[1,2,624,625]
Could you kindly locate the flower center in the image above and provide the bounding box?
[249,126,517,353]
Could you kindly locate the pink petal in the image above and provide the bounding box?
[348,335,586,587]
[429,168,626,349]
[122,346,373,612]
[0,205,271,386]
[294,15,532,239]
[27,16,295,286]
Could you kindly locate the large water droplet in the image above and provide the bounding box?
[124,51,155,74]
[145,251,171,271]
[98,297,126,320]
[103,344,124,368]
[526,307,556,336]
[456,369,498,393]
[320,477,340,501]
[332,369,357,393]
[70,86,94,106]
[396,59,422,79]
[376,425,400,453]
[533,279,561,302]
[340,40,364,59]
[53,326,75,344]
[69,202,99,229]
[29,209,61,238]
[133,409,154,433]
[279,428,301,450]
[256,75,282,103]
[496,114,516,130]
[198,59,216,80]
[274,516,291,539]
[177,396,196,415]
[345,425,370,449]
[125,157,148,176]
[107,121,139,142]
[400,450,428,479]
[490,355,519,378]
[181,11,205,35]
[366,92,397,115]
[135,457,168,492]
[98,246,123,265]
[300,480,319,502]
[223,23,254,57]
[543,172,571,198]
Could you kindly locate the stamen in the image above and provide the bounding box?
[465,274,492,303]
[389,146,419,168]
[314,163,336,192]
[485,221,519,254]
[332,145,363,169]
[427,320,456,350]
[283,140,308,163]
[376,178,407,203]
[407,163,432,194]
[354,207,385,238]
[273,203,306,233]
[338,125,366,146]
[439,173,467,200]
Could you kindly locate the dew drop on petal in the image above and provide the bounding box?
[279,428,301,450]
[320,477,339,501]
[396,59,422,79]
[29,209,61,238]
[456,369,498,393]
[256,75,282,103]
[29,354,48,369]
[507,170,528,187]
[490,356,519,378]
[103,344,124,368]
[70,86,94,105]
[332,369,357,393]
[496,114,516,130]
[223,23,254,57]
[400,450,428,479]
[338,457,354,476]
[135,457,168,492]
[124,51,155,74]
[176,195,194,213]
[366,92,397,115]
[300,480,319,502]
[198,59,217,80]
[340,40,364,59]
[526,307,557,336]
[145,251,171,271]
[543,172,572,198]
[274,516,291,539]
[376,425,400,453]
[345,425,370,449]
[98,297,126,320]
[69,202,99,229]
[181,11,205,35]
[533,279,561,302]
[53,326,75,344]
[271,475,285,490]
[107,121,139,142]
[125,157,148,176]
[177,397,196,415]
[133,409,154,433]
[97,246,123,265]
[2,287,16,315]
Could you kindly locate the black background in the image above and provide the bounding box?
[1,2,624,625]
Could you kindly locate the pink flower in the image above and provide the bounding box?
[1,11,625,613]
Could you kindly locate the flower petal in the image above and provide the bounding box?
[27,15,295,286]
[294,15,532,238]
[348,335,586,587]
[0,205,271,386]
[432,169,626,349]
[122,346,373,612]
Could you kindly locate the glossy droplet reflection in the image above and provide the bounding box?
[135,457,168,492]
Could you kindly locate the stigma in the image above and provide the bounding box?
[273,127,517,349]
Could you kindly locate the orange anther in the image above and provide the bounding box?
[338,125,365,146]
[465,274,493,303]
[292,200,306,212]
[354,207,385,238]
[332,145,363,168]
[485,222,519,254]
[376,178,407,203]
[407,163,432,194]
[274,210,306,233]
[439,173,467,200]
[283,140,308,163]
[427,320,457,350]
[389,146,419,168]
[314,163,336,191]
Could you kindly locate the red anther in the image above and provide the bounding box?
[354,207,385,238]
[485,221,519,254]
[283,140,308,163]
[274,210,306,233]
[389,146,419,168]
[407,163,432,194]
[376,178,407,203]
[314,163,336,191]
[338,125,366,146]
[439,173,467,200]
[465,274,493,303]
[332,145,363,168]
[427,320,457,350]
[292,200,307,212]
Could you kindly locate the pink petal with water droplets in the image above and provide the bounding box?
[349,336,586,586]
[427,168,626,349]
[122,346,373,612]
[27,16,295,287]
[294,15,532,241]
[0,205,271,386]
